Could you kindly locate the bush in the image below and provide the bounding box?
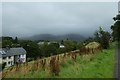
[27,58,34,62]
[50,57,60,76]
[2,62,6,70]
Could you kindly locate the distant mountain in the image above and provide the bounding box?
[22,34,86,41]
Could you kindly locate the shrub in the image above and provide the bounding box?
[50,57,60,76]
[2,62,6,70]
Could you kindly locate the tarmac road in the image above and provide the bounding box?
[114,47,120,79]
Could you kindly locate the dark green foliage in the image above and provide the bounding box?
[61,40,64,44]
[19,40,41,59]
[113,14,120,21]
[39,42,60,57]
[76,42,84,49]
[56,48,66,54]
[1,36,80,59]
[2,37,13,48]
[111,14,120,41]
[2,40,12,48]
[101,31,110,49]
[27,58,34,62]
[94,27,110,49]
[13,37,18,44]
[63,40,77,52]
[2,62,6,70]
[46,43,59,55]
[2,36,20,48]
[39,42,49,57]
[2,37,13,41]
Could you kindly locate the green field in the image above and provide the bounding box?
[3,43,115,78]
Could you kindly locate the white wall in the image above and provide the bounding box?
[20,54,26,63]
[2,56,14,67]
[60,45,65,48]
[0,58,2,64]
[1,54,26,67]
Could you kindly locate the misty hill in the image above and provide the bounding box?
[22,34,86,41]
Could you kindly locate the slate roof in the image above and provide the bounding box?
[0,47,26,57]
[0,54,1,58]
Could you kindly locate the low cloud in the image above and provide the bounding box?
[2,2,117,38]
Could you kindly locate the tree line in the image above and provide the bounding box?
[111,14,120,47]
[1,26,112,60]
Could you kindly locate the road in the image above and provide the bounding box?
[114,47,120,79]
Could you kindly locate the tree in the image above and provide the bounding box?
[39,42,49,57]
[2,37,13,48]
[19,40,41,59]
[76,42,84,49]
[56,48,66,54]
[94,27,110,49]
[2,37,13,41]
[61,40,64,44]
[63,40,77,52]
[111,14,120,41]
[39,42,60,57]
[2,62,6,70]
[2,40,12,48]
[14,37,18,43]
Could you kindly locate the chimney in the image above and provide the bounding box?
[5,46,10,52]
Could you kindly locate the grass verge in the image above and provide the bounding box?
[3,46,115,78]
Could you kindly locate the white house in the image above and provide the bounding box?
[38,42,45,45]
[59,44,65,48]
[0,47,26,68]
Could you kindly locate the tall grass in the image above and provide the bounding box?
[2,44,114,78]
[57,48,114,78]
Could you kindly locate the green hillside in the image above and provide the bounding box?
[3,43,115,78]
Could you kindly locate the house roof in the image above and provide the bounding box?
[0,47,26,58]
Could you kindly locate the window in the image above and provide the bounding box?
[22,58,24,62]
[3,57,6,59]
[8,56,11,59]
[17,55,20,58]
[11,61,13,65]
[22,55,24,57]
[8,61,11,64]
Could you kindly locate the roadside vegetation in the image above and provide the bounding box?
[1,9,120,79]
[2,42,114,78]
[1,26,115,78]
[111,14,120,48]
[1,26,111,60]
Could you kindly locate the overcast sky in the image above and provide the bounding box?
[1,2,118,38]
